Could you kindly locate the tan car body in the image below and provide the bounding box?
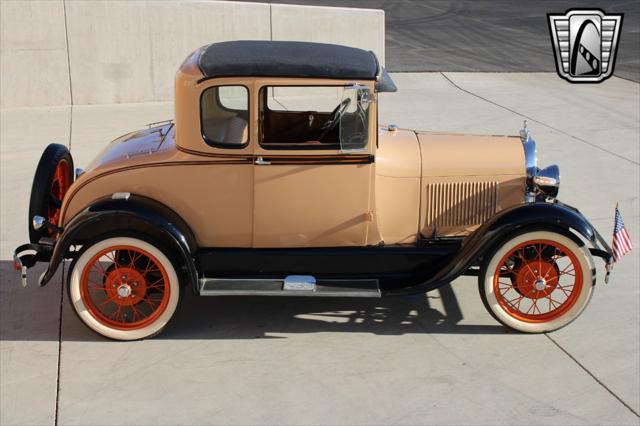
[16,40,615,340]
[60,52,526,249]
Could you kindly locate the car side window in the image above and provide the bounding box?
[259,86,369,150]
[201,86,249,148]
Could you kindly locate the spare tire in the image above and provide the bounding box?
[28,144,74,243]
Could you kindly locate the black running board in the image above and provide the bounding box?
[198,275,381,297]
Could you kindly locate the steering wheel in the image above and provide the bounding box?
[318,98,351,141]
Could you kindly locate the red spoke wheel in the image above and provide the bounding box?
[480,231,594,333]
[69,237,180,340]
[28,144,74,242]
[493,239,582,322]
[47,159,71,228]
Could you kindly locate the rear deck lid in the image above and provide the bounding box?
[85,122,174,172]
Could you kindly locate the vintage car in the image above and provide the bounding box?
[13,41,613,340]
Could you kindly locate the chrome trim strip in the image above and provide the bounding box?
[112,192,131,200]
[522,136,538,178]
[520,120,538,178]
[146,119,174,128]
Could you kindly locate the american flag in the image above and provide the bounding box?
[612,206,633,262]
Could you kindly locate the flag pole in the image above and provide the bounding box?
[609,202,619,278]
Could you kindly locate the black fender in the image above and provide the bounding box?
[387,201,612,296]
[38,195,198,292]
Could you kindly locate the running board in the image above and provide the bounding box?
[199,275,381,297]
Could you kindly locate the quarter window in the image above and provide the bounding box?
[201,86,249,148]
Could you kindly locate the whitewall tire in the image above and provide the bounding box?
[480,230,594,333]
[69,236,180,340]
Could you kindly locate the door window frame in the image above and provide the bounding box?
[256,81,375,154]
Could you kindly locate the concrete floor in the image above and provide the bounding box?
[1,73,638,425]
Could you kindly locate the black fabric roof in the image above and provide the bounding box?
[198,40,380,80]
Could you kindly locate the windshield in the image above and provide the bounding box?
[338,85,371,152]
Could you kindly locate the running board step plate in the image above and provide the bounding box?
[199,275,380,297]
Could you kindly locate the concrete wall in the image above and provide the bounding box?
[0,1,385,108]
[0,1,71,107]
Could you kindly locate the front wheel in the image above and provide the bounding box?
[68,236,180,340]
[479,230,594,333]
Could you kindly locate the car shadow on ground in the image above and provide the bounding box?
[0,261,508,342]
[159,283,509,340]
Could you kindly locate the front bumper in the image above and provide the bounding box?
[13,243,53,287]
[587,237,614,284]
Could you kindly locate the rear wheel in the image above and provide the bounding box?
[28,144,74,242]
[68,236,180,340]
[479,230,594,333]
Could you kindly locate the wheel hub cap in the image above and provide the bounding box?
[514,259,559,299]
[117,284,132,298]
[534,278,547,291]
[104,267,147,306]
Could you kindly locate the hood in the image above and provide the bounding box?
[85,122,174,172]
[377,126,526,177]
[415,130,525,177]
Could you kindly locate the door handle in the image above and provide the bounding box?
[255,156,271,165]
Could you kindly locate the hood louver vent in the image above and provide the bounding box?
[425,181,499,232]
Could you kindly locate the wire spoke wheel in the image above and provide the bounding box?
[70,237,180,340]
[480,231,593,333]
[48,159,70,228]
[79,244,171,331]
[493,239,583,322]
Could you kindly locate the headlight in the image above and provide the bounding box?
[533,164,560,198]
